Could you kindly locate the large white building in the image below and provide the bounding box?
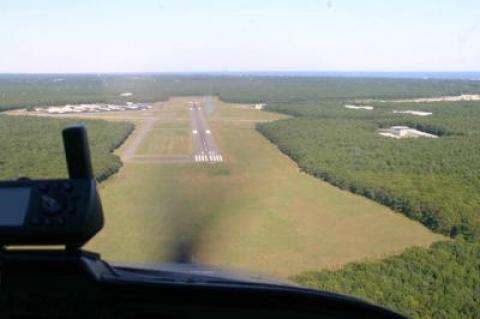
[344,104,374,110]
[392,110,432,116]
[378,126,438,139]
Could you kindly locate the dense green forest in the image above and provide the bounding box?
[0,115,133,181]
[294,240,480,319]
[258,101,480,241]
[2,74,480,110]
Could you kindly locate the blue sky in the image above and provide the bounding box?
[1,0,479,73]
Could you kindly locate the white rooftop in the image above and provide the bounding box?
[393,110,433,116]
[344,104,374,110]
[378,126,438,139]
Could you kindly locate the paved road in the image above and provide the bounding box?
[203,95,215,114]
[121,118,157,162]
[189,101,223,163]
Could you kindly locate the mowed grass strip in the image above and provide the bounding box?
[209,97,288,122]
[137,128,191,155]
[132,97,201,156]
[87,97,444,278]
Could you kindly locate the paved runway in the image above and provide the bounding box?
[189,101,223,163]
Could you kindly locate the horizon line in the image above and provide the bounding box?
[2,70,480,75]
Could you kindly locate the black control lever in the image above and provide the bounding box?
[63,125,94,179]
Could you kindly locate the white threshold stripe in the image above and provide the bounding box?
[194,153,223,163]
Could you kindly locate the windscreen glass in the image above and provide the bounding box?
[0,1,479,318]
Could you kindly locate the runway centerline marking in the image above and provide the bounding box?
[189,100,223,163]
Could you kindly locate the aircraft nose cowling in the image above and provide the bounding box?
[112,262,295,286]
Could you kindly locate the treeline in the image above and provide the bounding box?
[258,101,480,241]
[293,240,480,319]
[0,115,133,182]
[2,74,480,110]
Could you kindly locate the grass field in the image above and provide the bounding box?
[137,128,191,155]
[133,100,191,156]
[85,97,444,278]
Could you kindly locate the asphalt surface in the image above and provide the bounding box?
[121,117,157,162]
[189,102,223,163]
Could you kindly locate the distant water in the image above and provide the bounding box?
[216,71,480,80]
[2,71,480,81]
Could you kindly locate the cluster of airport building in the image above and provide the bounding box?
[34,102,151,114]
[344,105,432,116]
[353,94,480,104]
[386,94,480,103]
